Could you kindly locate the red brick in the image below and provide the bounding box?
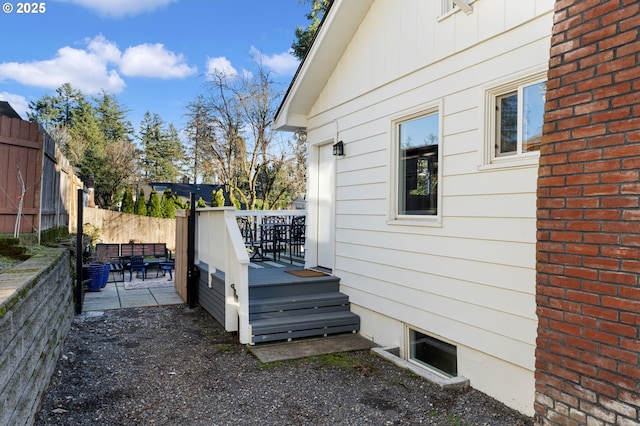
[582,256,619,271]
[549,275,581,289]
[567,149,602,162]
[549,231,583,243]
[619,363,640,380]
[600,246,640,260]
[597,370,637,392]
[608,117,640,133]
[601,197,639,209]
[565,358,598,377]
[583,159,620,172]
[598,270,637,285]
[582,304,619,321]
[580,377,618,400]
[565,242,599,254]
[603,144,640,158]
[566,336,598,353]
[583,184,619,196]
[619,286,640,300]
[591,107,632,124]
[600,345,638,365]
[584,210,621,221]
[599,56,637,77]
[583,233,619,245]
[576,75,612,92]
[599,320,638,338]
[566,289,601,305]
[593,82,631,100]
[599,29,639,51]
[564,266,598,280]
[601,170,638,183]
[602,2,640,25]
[582,328,620,346]
[602,296,640,312]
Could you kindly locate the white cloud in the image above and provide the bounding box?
[55,0,177,17]
[0,92,29,119]
[0,35,197,94]
[120,43,197,79]
[205,57,238,78]
[87,35,121,63]
[249,46,299,76]
[0,43,126,94]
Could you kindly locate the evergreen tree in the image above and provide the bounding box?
[94,91,134,143]
[147,190,162,217]
[139,112,185,182]
[291,0,331,60]
[161,189,176,218]
[135,188,147,216]
[122,188,135,213]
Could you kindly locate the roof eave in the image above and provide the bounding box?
[274,0,374,132]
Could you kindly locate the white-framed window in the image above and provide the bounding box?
[408,328,458,378]
[440,0,474,17]
[484,72,546,165]
[396,110,440,217]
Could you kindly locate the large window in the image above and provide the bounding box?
[494,80,546,158]
[398,112,439,216]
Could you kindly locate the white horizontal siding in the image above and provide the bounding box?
[302,1,553,402]
[339,272,535,371]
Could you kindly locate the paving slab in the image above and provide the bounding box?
[248,333,377,363]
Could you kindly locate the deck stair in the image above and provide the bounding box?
[248,272,360,344]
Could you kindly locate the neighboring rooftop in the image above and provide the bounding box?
[0,101,22,120]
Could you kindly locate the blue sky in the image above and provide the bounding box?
[0,0,306,137]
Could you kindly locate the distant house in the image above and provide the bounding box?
[148,182,225,207]
[275,0,555,416]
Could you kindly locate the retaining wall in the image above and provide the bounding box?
[0,248,73,425]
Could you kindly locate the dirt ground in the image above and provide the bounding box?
[35,304,533,425]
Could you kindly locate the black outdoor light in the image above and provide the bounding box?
[333,140,344,156]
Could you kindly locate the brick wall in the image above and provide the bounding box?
[536,1,640,425]
[0,249,74,425]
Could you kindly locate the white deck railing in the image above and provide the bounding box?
[195,208,306,344]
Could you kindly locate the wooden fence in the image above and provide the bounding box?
[0,114,82,235]
[174,209,189,301]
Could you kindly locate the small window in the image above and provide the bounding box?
[440,0,473,16]
[397,113,439,216]
[493,80,546,159]
[409,329,457,377]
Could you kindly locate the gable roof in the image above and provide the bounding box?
[273,0,373,132]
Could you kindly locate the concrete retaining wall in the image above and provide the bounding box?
[0,248,73,425]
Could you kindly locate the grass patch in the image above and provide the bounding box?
[212,343,234,353]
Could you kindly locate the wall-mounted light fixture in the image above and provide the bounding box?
[293,130,307,142]
[332,140,344,156]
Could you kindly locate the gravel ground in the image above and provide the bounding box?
[35,305,533,426]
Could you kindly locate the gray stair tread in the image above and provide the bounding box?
[249,292,349,313]
[252,326,361,344]
[251,311,360,335]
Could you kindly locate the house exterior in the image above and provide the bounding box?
[275,0,555,416]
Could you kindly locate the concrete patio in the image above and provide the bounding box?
[82,275,184,312]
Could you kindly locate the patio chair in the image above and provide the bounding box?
[109,260,125,284]
[260,221,288,262]
[288,215,306,263]
[237,217,266,261]
[128,255,148,281]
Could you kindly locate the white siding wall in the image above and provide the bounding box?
[305,0,554,416]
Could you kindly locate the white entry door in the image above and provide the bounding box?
[316,143,335,270]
